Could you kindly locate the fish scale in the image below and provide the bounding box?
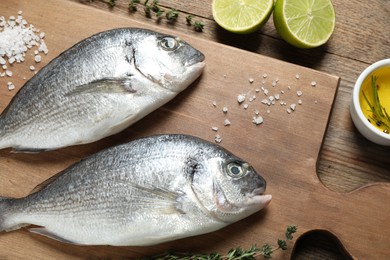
[0,134,271,246]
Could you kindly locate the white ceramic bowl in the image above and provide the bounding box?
[350,58,390,145]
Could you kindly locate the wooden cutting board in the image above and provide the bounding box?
[0,0,388,259]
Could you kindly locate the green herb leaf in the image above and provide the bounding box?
[166,9,179,21]
[277,239,288,250]
[285,225,297,240]
[107,0,116,8]
[194,21,205,32]
[186,15,193,25]
[128,0,140,11]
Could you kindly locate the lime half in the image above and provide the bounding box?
[273,0,336,48]
[212,0,274,34]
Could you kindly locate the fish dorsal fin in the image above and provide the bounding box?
[29,171,64,194]
[66,76,136,96]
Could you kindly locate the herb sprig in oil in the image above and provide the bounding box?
[362,76,390,134]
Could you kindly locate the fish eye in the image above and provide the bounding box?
[159,37,180,51]
[226,162,248,178]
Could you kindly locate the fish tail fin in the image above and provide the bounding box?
[0,196,24,232]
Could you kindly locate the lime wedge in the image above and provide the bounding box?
[273,0,336,48]
[212,0,274,34]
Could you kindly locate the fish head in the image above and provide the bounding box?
[133,32,205,92]
[192,153,271,224]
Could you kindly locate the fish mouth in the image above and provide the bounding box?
[245,188,272,207]
[185,52,205,67]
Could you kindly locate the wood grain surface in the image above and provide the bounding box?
[0,0,389,259]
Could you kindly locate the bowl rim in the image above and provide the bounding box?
[353,58,390,140]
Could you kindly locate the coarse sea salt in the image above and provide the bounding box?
[252,116,263,125]
[209,71,319,143]
[7,81,15,90]
[0,11,48,83]
[237,94,246,104]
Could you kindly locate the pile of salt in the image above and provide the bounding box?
[0,11,48,89]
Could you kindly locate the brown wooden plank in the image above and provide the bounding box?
[0,0,389,259]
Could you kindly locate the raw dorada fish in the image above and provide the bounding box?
[0,28,205,152]
[0,134,272,246]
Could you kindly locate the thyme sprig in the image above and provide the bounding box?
[127,0,204,31]
[147,225,297,260]
[362,76,390,133]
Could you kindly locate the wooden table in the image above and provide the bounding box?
[0,0,389,259]
[72,0,390,258]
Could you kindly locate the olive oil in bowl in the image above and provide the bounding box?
[359,66,390,134]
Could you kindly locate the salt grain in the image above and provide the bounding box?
[34,54,42,63]
[8,56,15,64]
[297,90,303,97]
[215,135,222,143]
[223,119,231,126]
[222,106,228,113]
[212,126,218,132]
[252,116,263,125]
[237,94,246,104]
[7,81,15,90]
[311,81,317,87]
[290,104,296,111]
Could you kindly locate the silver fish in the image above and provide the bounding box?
[0,134,271,246]
[0,28,205,152]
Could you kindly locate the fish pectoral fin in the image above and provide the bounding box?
[28,227,80,245]
[133,185,186,215]
[66,76,137,96]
